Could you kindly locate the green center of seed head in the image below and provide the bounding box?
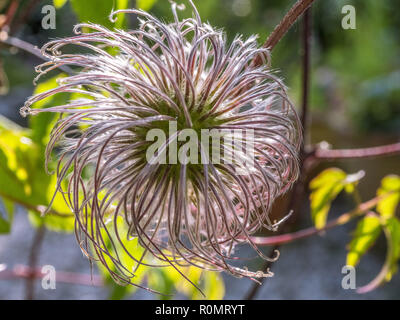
[135,99,227,174]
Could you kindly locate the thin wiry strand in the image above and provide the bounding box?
[21,1,302,289]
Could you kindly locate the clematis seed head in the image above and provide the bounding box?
[22,1,301,289]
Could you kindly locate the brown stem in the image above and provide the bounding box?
[0,265,103,287]
[25,225,46,300]
[253,0,316,66]
[2,0,18,29]
[0,190,73,217]
[0,35,73,74]
[251,196,382,246]
[1,35,44,59]
[314,142,400,160]
[245,7,313,300]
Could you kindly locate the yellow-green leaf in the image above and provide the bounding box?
[29,74,68,146]
[384,217,400,281]
[377,175,400,219]
[70,0,129,30]
[195,271,225,300]
[96,217,147,299]
[137,0,157,11]
[0,198,14,234]
[310,168,365,229]
[53,0,68,9]
[346,214,381,267]
[157,265,225,300]
[357,217,400,293]
[28,210,75,233]
[0,116,39,203]
[310,168,345,229]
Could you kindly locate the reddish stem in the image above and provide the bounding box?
[315,142,400,160]
[253,0,316,66]
[0,265,103,287]
[251,196,382,246]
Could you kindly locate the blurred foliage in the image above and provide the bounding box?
[69,0,129,29]
[309,168,364,229]
[146,0,400,133]
[310,169,400,292]
[2,0,400,132]
[347,214,381,267]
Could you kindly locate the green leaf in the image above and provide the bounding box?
[53,0,68,9]
[0,198,14,234]
[70,0,129,30]
[357,217,400,293]
[0,116,74,233]
[193,271,225,300]
[95,216,225,299]
[27,176,75,233]
[384,217,400,281]
[28,210,75,233]
[147,268,177,299]
[158,266,225,300]
[0,116,37,203]
[309,168,364,229]
[137,0,157,11]
[376,175,400,219]
[108,283,134,301]
[346,214,382,267]
[96,217,147,299]
[29,74,68,147]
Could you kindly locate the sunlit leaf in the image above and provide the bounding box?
[0,116,37,203]
[29,74,68,147]
[346,214,382,267]
[192,271,225,300]
[70,0,129,30]
[357,217,400,293]
[376,175,400,219]
[0,198,14,234]
[108,282,135,301]
[147,268,176,299]
[53,0,68,9]
[309,168,364,229]
[0,116,74,232]
[157,265,225,300]
[96,217,147,300]
[96,216,225,300]
[0,118,54,207]
[28,210,75,233]
[382,217,400,283]
[137,0,158,11]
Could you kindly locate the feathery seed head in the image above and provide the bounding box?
[22,1,301,289]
